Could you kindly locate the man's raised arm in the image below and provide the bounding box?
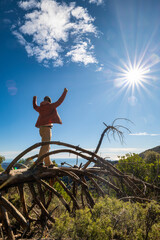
[52,88,68,108]
[33,96,40,112]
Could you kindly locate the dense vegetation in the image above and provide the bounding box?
[3,183,160,239]
[33,196,160,240]
[0,155,5,172]
[116,151,160,187]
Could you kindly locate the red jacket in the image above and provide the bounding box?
[33,90,67,128]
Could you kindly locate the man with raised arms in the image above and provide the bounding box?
[33,88,68,166]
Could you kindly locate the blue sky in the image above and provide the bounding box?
[1,0,160,161]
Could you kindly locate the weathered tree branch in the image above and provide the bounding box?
[34,177,71,213]
[95,118,132,154]
[0,205,15,240]
[0,194,28,230]
[28,183,55,223]
[1,119,160,240]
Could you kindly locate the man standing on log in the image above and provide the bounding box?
[33,88,68,166]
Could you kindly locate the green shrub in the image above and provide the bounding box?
[0,155,5,172]
[52,212,73,240]
[48,196,160,240]
[53,180,71,202]
[117,152,160,186]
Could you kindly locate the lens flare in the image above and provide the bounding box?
[126,67,144,83]
[114,58,152,94]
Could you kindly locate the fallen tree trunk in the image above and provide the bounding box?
[0,119,159,239]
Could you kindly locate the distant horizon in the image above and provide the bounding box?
[2,156,118,163]
[0,141,148,161]
[1,146,145,162]
[1,158,95,170]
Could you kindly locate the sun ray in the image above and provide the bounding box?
[113,53,154,96]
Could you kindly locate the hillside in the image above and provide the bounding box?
[139,145,160,158]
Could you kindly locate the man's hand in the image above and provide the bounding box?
[33,96,39,110]
[33,96,37,104]
[64,88,68,92]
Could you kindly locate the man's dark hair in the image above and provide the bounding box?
[44,96,52,103]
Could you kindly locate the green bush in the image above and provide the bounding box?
[116,152,160,186]
[53,212,73,240]
[0,155,5,172]
[49,196,160,240]
[53,180,71,202]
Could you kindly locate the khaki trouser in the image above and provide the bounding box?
[38,126,52,166]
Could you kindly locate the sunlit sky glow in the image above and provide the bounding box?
[1,0,160,161]
[115,58,151,93]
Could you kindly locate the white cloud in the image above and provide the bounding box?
[13,0,98,67]
[66,41,97,65]
[96,64,104,72]
[53,57,63,67]
[129,132,160,136]
[12,30,26,46]
[96,66,102,72]
[71,6,94,22]
[19,0,40,10]
[87,147,144,160]
[88,0,103,5]
[1,147,143,161]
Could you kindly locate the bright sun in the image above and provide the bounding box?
[126,67,144,84]
[115,59,151,93]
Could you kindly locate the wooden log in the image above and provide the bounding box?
[81,186,85,209]
[88,176,105,197]
[128,175,160,192]
[4,140,122,178]
[55,177,80,209]
[30,147,121,179]
[58,169,87,187]
[124,176,145,197]
[81,176,95,208]
[94,119,131,154]
[2,139,160,196]
[1,164,160,200]
[35,178,70,213]
[32,149,159,195]
[28,183,55,223]
[5,141,96,173]
[4,138,145,200]
[0,222,4,240]
[87,173,124,197]
[0,205,15,240]
[72,181,77,210]
[83,159,92,170]
[72,181,77,198]
[0,194,28,230]
[18,184,30,220]
[36,182,45,206]
[45,191,53,210]
[31,149,96,169]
